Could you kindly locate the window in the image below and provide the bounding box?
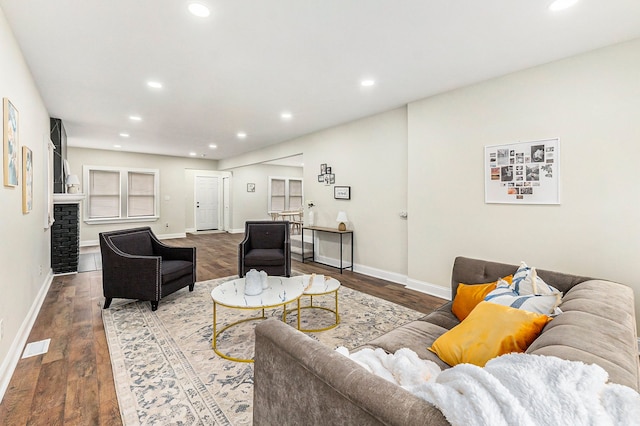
[84,166,159,223]
[128,172,155,217]
[288,179,303,210]
[268,176,303,212]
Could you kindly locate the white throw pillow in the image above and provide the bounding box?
[484,286,562,315]
[512,261,560,296]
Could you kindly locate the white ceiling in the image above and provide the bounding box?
[2,1,640,160]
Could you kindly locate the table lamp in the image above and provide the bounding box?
[66,174,80,194]
[336,211,348,231]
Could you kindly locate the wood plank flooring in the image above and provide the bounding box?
[0,232,446,425]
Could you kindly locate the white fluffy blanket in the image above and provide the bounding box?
[335,346,441,387]
[337,349,640,426]
[413,353,640,426]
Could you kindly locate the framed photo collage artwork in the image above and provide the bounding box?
[485,138,559,204]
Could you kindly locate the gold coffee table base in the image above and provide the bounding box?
[296,291,340,333]
[212,300,300,363]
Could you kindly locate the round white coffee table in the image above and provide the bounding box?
[296,275,341,332]
[210,276,304,363]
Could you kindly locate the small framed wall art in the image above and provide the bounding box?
[22,146,33,213]
[318,162,336,184]
[334,186,351,200]
[247,183,256,192]
[3,98,19,187]
[485,138,560,204]
[323,173,335,185]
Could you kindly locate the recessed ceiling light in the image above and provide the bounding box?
[129,115,142,121]
[119,133,130,138]
[236,132,247,139]
[209,144,217,149]
[549,0,579,11]
[189,152,197,156]
[113,144,122,148]
[147,81,163,89]
[360,79,376,87]
[281,112,293,120]
[188,3,210,17]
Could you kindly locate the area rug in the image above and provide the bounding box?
[102,275,425,425]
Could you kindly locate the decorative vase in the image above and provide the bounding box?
[260,270,269,289]
[244,269,263,296]
[308,210,315,226]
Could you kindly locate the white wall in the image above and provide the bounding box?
[0,10,52,399]
[407,39,640,326]
[68,147,218,244]
[220,107,409,281]
[225,163,303,232]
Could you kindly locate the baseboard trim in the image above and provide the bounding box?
[228,228,245,234]
[406,278,452,301]
[0,269,54,402]
[312,254,353,273]
[81,232,187,247]
[311,254,449,301]
[312,254,404,285]
[158,232,187,240]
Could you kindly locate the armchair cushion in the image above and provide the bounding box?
[243,248,285,266]
[162,260,194,284]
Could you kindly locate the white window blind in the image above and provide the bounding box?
[271,179,286,211]
[289,179,303,210]
[84,166,159,223]
[89,170,120,218]
[128,172,155,217]
[268,177,303,212]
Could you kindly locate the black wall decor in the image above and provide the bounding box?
[50,117,67,193]
[318,163,335,185]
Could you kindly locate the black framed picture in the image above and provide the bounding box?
[328,173,335,184]
[320,163,327,174]
[247,183,255,192]
[317,174,324,182]
[326,166,332,174]
[334,186,350,200]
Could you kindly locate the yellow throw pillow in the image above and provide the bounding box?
[429,301,552,367]
[451,275,513,321]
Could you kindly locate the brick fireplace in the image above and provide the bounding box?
[51,194,85,274]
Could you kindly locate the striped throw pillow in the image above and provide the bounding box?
[484,286,561,315]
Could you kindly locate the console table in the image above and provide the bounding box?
[301,226,353,273]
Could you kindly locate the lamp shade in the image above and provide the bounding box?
[66,174,80,186]
[336,211,349,230]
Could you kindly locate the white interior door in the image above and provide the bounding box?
[195,176,219,230]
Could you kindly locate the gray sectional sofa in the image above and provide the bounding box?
[252,256,640,425]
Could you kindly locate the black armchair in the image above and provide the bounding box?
[238,221,291,278]
[99,227,196,311]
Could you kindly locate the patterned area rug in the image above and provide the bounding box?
[102,275,425,425]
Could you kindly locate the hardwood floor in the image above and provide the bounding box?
[0,232,446,425]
